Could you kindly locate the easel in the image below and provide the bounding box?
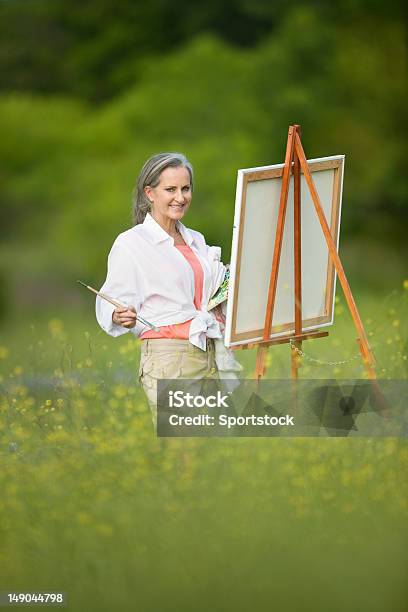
[240,124,376,381]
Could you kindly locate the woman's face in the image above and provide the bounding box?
[144,166,192,225]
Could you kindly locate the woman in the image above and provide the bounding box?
[96,152,241,424]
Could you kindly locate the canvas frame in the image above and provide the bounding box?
[225,155,345,348]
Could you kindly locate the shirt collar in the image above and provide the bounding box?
[141,213,194,247]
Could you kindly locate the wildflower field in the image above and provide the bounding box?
[0,288,407,611]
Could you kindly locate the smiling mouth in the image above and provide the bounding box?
[169,204,184,209]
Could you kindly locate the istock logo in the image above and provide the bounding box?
[168,390,230,409]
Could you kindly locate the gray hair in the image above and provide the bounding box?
[132,152,194,225]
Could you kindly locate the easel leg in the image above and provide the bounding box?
[291,340,302,379]
[262,125,296,345]
[257,125,296,384]
[290,340,302,419]
[294,132,376,379]
[255,346,267,381]
[292,124,302,383]
[356,338,376,380]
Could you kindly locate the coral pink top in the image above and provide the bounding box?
[140,244,204,340]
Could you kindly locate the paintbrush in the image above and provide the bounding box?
[77,280,159,331]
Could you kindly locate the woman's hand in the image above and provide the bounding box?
[112,305,137,328]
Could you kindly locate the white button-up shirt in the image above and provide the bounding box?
[95,213,226,351]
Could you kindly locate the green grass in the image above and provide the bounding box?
[0,287,407,611]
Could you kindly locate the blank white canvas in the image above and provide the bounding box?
[225,155,344,347]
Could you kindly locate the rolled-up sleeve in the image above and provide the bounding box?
[95,239,145,338]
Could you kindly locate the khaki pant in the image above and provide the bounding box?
[138,338,218,426]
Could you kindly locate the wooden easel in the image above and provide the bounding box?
[248,124,376,381]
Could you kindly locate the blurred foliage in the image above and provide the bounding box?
[0,268,8,323]
[0,2,406,300]
[0,0,406,102]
